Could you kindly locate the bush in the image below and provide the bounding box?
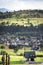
[19,53,23,56]
[9,45,15,49]
[1,51,6,55]
[14,46,19,53]
[0,46,5,49]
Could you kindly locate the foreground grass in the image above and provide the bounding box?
[0,55,43,64]
[0,47,43,64]
[10,56,25,64]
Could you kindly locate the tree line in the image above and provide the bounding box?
[0,10,43,19]
[0,23,43,35]
[0,11,12,19]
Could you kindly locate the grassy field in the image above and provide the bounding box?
[0,46,43,64]
[0,18,43,26]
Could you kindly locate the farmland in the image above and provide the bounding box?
[0,10,43,26]
[0,46,43,64]
[0,18,43,26]
[0,10,43,65]
[0,10,43,35]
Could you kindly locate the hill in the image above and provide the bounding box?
[0,10,43,35]
[0,8,9,12]
[0,10,43,26]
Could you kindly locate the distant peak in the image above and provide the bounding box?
[0,8,9,12]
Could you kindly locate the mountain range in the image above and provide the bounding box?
[0,8,9,12]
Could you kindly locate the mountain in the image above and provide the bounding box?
[0,8,9,12]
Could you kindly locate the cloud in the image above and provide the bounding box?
[0,0,43,10]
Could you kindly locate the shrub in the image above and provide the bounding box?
[19,53,23,56]
[1,51,6,55]
[14,46,19,53]
[9,45,15,49]
[0,46,5,49]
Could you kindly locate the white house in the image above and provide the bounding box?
[25,42,29,46]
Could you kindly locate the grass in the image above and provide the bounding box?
[0,46,43,64]
[10,56,25,64]
[36,51,43,55]
[0,18,43,26]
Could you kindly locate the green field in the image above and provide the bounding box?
[0,18,43,26]
[0,46,43,64]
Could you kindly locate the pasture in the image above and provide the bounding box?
[0,18,43,26]
[0,46,43,64]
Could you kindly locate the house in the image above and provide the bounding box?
[6,41,10,45]
[25,42,30,46]
[32,44,39,50]
[30,37,37,42]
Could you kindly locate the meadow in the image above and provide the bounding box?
[0,45,43,64]
[0,18,43,26]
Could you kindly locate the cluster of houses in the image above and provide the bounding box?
[0,36,29,46]
[0,36,43,50]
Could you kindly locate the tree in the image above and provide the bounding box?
[30,23,33,27]
[14,46,19,53]
[39,41,43,50]
[6,21,9,26]
[27,19,30,24]
[0,22,5,26]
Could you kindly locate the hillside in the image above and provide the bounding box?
[0,10,43,35]
[0,10,43,26]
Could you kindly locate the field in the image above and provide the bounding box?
[0,18,43,26]
[0,46,43,65]
[0,16,43,65]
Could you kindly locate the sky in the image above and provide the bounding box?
[0,0,43,11]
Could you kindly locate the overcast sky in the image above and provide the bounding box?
[0,0,43,11]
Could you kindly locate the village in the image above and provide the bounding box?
[0,34,43,51]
